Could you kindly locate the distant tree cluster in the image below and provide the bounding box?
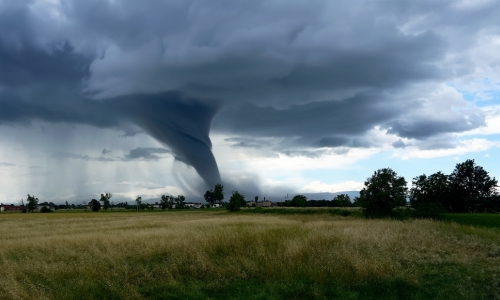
[157,194,186,209]
[357,159,498,218]
[410,159,498,215]
[280,194,355,208]
[204,184,224,207]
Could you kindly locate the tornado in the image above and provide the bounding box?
[116,92,222,188]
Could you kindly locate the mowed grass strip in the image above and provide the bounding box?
[440,213,500,229]
[0,211,499,299]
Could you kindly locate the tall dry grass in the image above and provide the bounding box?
[0,211,499,299]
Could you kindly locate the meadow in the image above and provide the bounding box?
[0,210,499,299]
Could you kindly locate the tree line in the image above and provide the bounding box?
[358,159,498,218]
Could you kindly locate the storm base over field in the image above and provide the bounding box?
[0,0,499,203]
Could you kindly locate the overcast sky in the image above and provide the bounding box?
[1,0,499,204]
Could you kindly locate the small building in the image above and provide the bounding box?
[36,203,55,211]
[0,204,25,212]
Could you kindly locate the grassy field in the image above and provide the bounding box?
[440,213,500,228]
[0,210,499,299]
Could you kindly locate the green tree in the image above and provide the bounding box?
[448,159,498,212]
[26,194,38,213]
[89,199,101,212]
[214,184,224,205]
[135,196,142,211]
[332,194,351,207]
[227,191,245,212]
[160,195,171,210]
[358,168,407,218]
[289,195,308,207]
[204,189,216,207]
[175,195,185,209]
[100,192,112,210]
[410,172,448,216]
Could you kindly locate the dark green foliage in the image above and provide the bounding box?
[175,195,186,209]
[358,168,407,218]
[100,192,112,210]
[477,195,500,212]
[448,159,498,212]
[214,184,224,204]
[160,195,174,210]
[227,191,245,212]
[40,206,53,213]
[26,194,38,213]
[410,172,448,217]
[288,195,308,207]
[332,194,352,207]
[135,196,142,210]
[440,213,500,228]
[409,160,498,214]
[205,183,224,207]
[204,189,216,207]
[90,199,101,212]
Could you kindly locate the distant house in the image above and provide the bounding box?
[246,199,273,207]
[257,200,272,207]
[153,204,161,210]
[36,203,55,211]
[0,204,25,212]
[186,202,203,209]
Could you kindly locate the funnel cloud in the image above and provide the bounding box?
[115,93,222,187]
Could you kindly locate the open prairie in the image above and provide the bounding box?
[0,210,499,299]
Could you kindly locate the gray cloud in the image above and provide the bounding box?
[0,0,498,189]
[392,139,409,149]
[415,135,458,151]
[56,147,172,162]
[0,162,15,167]
[225,137,264,149]
[123,147,171,161]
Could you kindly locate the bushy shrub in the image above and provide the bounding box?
[40,206,53,213]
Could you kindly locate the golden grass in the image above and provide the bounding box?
[0,211,499,299]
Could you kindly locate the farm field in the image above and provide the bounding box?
[0,210,499,299]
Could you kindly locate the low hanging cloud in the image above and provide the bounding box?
[56,147,172,162]
[0,0,499,187]
[123,147,171,161]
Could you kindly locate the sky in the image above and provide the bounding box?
[1,0,500,204]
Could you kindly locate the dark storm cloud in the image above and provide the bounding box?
[0,0,498,186]
[225,137,264,149]
[56,147,171,162]
[123,147,171,161]
[387,114,485,139]
[213,93,400,149]
[55,152,115,162]
[392,139,409,149]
